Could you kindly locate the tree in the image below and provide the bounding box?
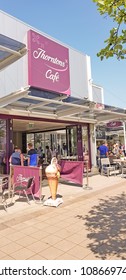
[93,0,126,60]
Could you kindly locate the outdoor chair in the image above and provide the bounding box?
[0,179,8,211]
[101,158,120,177]
[121,164,126,177]
[0,178,13,211]
[13,176,35,204]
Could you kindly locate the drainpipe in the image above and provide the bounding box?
[123,121,126,155]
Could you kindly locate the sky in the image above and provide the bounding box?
[0,0,126,109]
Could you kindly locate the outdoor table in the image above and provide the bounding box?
[113,158,126,177]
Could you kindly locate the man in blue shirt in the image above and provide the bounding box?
[98,141,108,173]
[27,143,38,166]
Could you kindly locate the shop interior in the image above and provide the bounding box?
[13,119,89,160]
[0,118,90,173]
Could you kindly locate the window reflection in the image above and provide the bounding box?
[26,130,67,159]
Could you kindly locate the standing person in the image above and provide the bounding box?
[27,143,38,166]
[112,143,120,156]
[9,146,24,186]
[45,145,52,164]
[38,147,45,165]
[98,141,108,173]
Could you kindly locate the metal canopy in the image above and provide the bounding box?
[0,87,126,126]
[0,34,27,70]
[0,35,125,126]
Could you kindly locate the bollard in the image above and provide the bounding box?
[83,160,92,190]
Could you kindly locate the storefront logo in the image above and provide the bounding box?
[45,70,59,83]
[33,48,65,67]
[106,121,123,128]
[28,30,70,95]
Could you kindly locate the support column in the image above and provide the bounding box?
[77,125,83,161]
[90,124,97,173]
[6,119,13,174]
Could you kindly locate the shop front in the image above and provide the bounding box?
[24,124,90,161]
[1,10,126,179]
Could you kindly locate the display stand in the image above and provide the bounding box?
[43,197,63,207]
[43,157,63,207]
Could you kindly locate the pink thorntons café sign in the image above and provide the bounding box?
[28,30,71,95]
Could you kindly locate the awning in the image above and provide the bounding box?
[0,34,27,70]
[1,35,125,126]
[0,87,126,126]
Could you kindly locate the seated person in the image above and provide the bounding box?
[9,146,24,166]
[9,146,24,186]
[119,149,125,158]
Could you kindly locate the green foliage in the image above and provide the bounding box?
[92,0,126,59]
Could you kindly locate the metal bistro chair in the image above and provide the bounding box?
[13,176,35,204]
[0,177,13,211]
[101,158,119,177]
[0,179,8,211]
[121,163,126,177]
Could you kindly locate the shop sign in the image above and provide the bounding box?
[96,126,105,139]
[106,121,123,128]
[28,122,34,129]
[96,130,105,139]
[28,30,70,95]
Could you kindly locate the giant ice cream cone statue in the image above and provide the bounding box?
[45,157,61,200]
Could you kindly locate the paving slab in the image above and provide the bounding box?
[0,174,126,259]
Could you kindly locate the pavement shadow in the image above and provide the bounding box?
[76,192,126,259]
[59,178,82,187]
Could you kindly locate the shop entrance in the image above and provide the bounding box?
[0,117,91,174]
[26,129,67,160]
[13,120,90,161]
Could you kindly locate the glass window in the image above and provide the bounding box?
[26,130,67,159]
[66,126,77,156]
[26,134,34,149]
[82,126,89,156]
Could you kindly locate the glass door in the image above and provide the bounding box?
[66,126,78,159]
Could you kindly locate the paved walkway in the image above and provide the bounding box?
[0,174,126,260]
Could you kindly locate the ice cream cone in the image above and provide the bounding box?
[45,157,61,200]
[48,177,58,200]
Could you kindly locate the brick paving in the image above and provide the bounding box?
[0,174,126,260]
